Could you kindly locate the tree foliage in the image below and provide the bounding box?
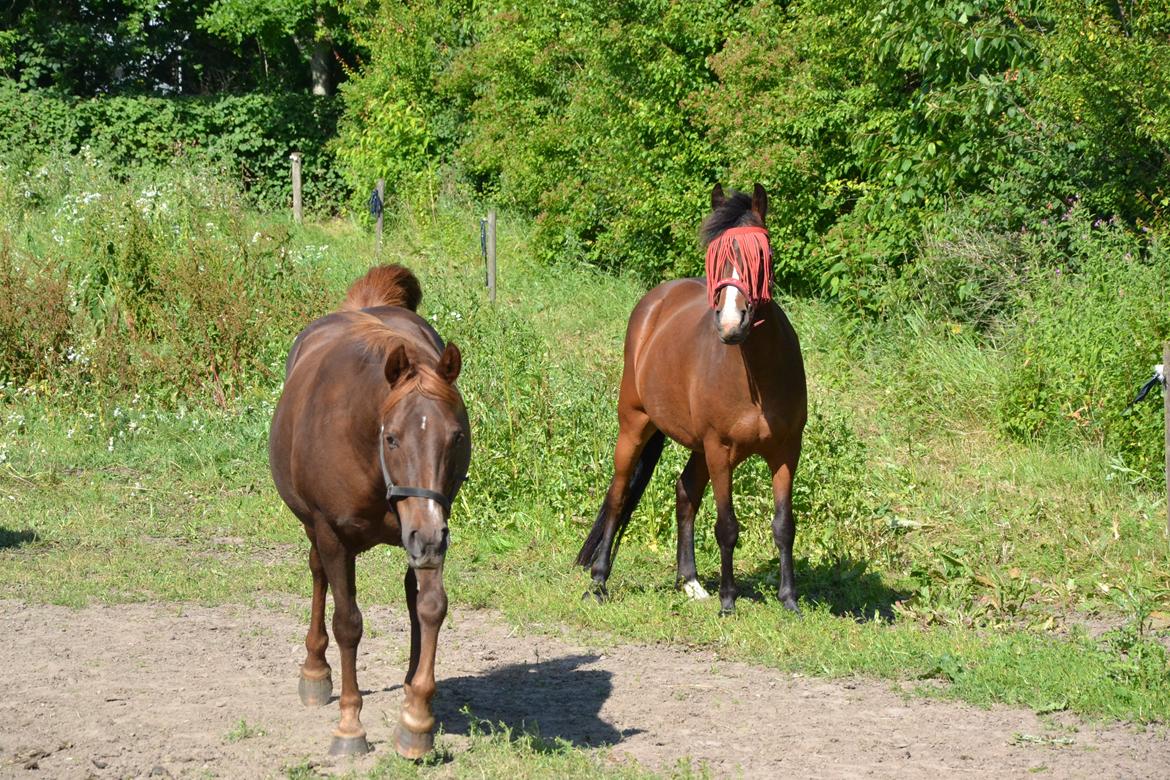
[0,0,357,95]
[335,0,1170,293]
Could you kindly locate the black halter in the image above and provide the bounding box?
[379,424,453,513]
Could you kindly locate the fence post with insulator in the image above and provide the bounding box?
[368,180,385,253]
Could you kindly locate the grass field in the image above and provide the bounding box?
[1,176,1168,774]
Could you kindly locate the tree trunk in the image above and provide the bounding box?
[310,37,330,95]
[310,13,331,96]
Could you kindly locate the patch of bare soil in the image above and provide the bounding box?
[0,600,1166,779]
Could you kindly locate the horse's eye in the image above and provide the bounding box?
[453,430,465,443]
[385,434,399,449]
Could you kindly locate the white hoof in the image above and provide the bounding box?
[682,579,710,600]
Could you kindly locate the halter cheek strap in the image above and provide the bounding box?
[379,424,454,513]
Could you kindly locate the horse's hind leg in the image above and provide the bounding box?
[396,566,447,759]
[298,535,333,706]
[705,445,739,616]
[768,441,802,613]
[316,529,369,756]
[675,451,710,599]
[582,413,661,599]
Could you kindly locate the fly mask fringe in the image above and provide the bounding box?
[704,226,774,309]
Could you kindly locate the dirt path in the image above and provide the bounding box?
[0,600,1166,779]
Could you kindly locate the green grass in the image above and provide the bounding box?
[283,718,685,779]
[1,172,1168,746]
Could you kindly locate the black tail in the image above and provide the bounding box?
[575,431,667,567]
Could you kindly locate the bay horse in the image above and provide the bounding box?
[576,184,807,615]
[269,264,471,758]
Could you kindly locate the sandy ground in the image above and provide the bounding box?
[0,600,1167,779]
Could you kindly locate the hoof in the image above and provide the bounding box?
[395,726,434,760]
[298,673,333,707]
[780,599,802,616]
[581,579,608,603]
[328,733,370,757]
[680,579,710,600]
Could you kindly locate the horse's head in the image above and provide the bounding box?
[378,342,471,569]
[703,184,772,345]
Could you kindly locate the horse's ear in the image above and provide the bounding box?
[384,344,413,386]
[437,342,462,384]
[752,183,768,222]
[711,184,726,211]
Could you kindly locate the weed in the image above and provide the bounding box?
[225,719,266,742]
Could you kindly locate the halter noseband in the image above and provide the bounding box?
[379,423,453,513]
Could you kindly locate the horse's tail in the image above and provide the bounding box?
[341,264,422,312]
[575,430,667,567]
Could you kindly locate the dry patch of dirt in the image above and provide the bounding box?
[0,600,1167,778]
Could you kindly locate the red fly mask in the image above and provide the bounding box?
[704,225,774,316]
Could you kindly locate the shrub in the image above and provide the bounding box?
[0,154,331,403]
[0,80,345,213]
[996,213,1169,473]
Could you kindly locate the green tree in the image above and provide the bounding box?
[0,0,250,94]
[198,0,357,95]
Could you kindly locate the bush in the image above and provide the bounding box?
[0,80,345,213]
[995,215,1169,473]
[335,0,1170,313]
[0,154,331,403]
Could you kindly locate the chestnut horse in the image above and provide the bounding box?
[269,265,471,758]
[576,185,807,615]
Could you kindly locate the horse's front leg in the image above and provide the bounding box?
[397,566,447,759]
[318,532,368,755]
[705,446,739,615]
[768,441,802,613]
[675,451,710,599]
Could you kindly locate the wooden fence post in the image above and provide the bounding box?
[376,178,385,252]
[486,209,497,304]
[290,152,303,225]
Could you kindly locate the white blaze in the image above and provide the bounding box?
[719,266,743,331]
[421,415,427,431]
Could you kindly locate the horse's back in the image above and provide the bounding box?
[284,307,444,381]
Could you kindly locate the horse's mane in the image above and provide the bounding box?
[348,312,461,411]
[700,190,762,247]
[342,264,422,312]
[381,365,461,413]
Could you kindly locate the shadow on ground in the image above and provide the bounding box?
[435,653,630,748]
[734,555,906,621]
[0,527,38,548]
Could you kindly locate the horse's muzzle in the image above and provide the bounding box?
[718,329,748,345]
[405,526,448,569]
[714,307,751,345]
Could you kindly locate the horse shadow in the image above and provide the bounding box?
[733,555,906,622]
[0,527,38,548]
[430,653,630,749]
